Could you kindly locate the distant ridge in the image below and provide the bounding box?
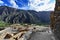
[0,6,51,24]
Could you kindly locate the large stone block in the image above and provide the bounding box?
[50,0,60,40]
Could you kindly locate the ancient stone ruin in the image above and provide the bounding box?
[0,24,38,40]
[50,0,60,40]
[0,24,50,40]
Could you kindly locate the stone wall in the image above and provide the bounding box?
[50,0,60,40]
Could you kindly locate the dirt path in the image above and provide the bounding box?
[29,30,55,40]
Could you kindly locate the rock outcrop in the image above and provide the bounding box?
[50,0,60,40]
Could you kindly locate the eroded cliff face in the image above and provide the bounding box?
[50,0,60,40]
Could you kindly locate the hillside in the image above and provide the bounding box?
[0,6,51,24]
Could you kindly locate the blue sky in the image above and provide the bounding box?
[0,0,55,11]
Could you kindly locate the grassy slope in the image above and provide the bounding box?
[0,21,10,27]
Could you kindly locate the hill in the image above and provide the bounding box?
[0,6,51,24]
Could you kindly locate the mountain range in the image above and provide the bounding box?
[0,6,51,24]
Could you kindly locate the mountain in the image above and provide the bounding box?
[0,6,51,24]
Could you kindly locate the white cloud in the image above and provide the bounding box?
[0,0,55,11]
[19,6,28,10]
[0,0,4,6]
[28,0,55,11]
[4,4,8,6]
[0,0,4,4]
[9,0,19,8]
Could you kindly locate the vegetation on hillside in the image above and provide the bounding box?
[0,6,50,27]
[0,21,10,27]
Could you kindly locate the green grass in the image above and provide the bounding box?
[20,23,48,26]
[0,21,49,27]
[0,21,10,27]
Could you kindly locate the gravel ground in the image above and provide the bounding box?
[29,30,56,40]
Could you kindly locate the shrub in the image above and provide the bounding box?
[0,21,10,27]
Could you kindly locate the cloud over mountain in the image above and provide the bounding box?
[28,0,55,11]
[0,0,4,6]
[0,0,55,11]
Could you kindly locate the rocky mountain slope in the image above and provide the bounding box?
[0,6,51,24]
